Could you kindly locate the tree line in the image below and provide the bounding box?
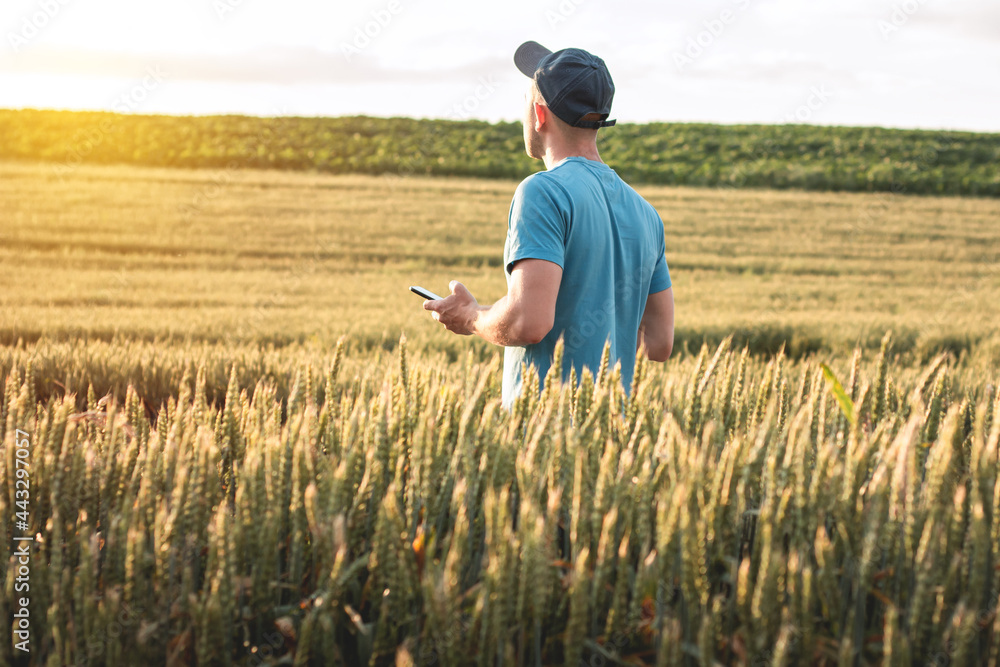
[2,109,998,196]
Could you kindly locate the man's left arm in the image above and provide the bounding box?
[423,258,562,346]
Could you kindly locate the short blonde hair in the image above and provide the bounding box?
[529,80,546,105]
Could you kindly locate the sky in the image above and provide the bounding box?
[1,0,998,132]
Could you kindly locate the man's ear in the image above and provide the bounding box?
[533,102,547,132]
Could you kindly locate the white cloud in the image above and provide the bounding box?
[0,0,997,131]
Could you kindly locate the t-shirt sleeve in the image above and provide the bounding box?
[649,217,672,295]
[505,176,566,275]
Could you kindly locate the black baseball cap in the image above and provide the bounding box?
[514,40,616,130]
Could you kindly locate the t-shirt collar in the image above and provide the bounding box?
[551,156,608,169]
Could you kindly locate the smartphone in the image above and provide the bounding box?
[409,285,443,300]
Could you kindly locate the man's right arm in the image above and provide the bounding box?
[638,287,674,362]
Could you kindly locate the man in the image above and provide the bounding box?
[424,40,674,410]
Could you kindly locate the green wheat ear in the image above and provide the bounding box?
[820,363,855,425]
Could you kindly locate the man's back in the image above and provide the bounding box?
[422,42,674,401]
[502,156,671,408]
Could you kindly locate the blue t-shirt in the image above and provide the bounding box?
[502,156,671,409]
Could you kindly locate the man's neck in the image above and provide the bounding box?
[542,144,603,170]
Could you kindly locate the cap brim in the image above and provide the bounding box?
[514,40,553,77]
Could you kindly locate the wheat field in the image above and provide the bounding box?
[1,334,998,665]
[1,159,999,666]
[1,161,998,360]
